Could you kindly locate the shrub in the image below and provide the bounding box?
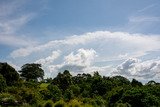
[44,100,53,107]
[68,99,82,107]
[0,93,18,106]
[54,100,66,107]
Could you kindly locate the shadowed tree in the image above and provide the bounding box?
[0,62,19,85]
[19,63,44,81]
[0,74,6,92]
[131,79,143,87]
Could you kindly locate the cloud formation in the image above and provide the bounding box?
[9,30,160,83]
[35,50,61,65]
[47,49,97,75]
[10,31,160,59]
[114,58,160,83]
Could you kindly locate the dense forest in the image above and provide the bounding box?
[0,62,160,107]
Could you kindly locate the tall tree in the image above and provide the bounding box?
[0,62,19,85]
[19,63,44,81]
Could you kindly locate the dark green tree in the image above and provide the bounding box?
[111,76,130,86]
[19,63,44,81]
[52,70,72,91]
[0,62,19,85]
[131,79,143,87]
[47,84,62,101]
[64,89,74,101]
[0,74,6,92]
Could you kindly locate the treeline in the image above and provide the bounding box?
[0,62,160,107]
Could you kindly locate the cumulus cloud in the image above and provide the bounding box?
[10,31,160,59]
[8,30,160,82]
[113,58,160,83]
[64,48,97,66]
[35,50,61,65]
[47,48,97,74]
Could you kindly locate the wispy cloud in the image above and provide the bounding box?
[0,0,26,17]
[129,16,160,22]
[120,3,160,34]
[137,4,156,13]
[0,0,36,47]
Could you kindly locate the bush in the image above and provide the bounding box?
[47,85,62,101]
[40,89,52,100]
[44,100,53,107]
[54,100,66,107]
[115,102,131,107]
[0,93,18,106]
[68,99,82,107]
[64,89,74,102]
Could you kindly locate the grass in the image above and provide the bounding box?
[39,83,49,90]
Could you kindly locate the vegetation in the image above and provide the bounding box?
[0,62,160,107]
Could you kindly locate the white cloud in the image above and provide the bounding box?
[48,48,97,72]
[64,48,97,66]
[113,58,160,83]
[10,31,160,59]
[9,31,160,82]
[40,48,97,78]
[35,50,61,65]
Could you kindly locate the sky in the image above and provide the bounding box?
[0,0,160,83]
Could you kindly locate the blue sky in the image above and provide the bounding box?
[0,0,160,83]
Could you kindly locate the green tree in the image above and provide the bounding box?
[111,76,130,86]
[121,88,146,107]
[69,85,80,97]
[52,70,72,91]
[47,84,62,101]
[146,80,156,86]
[131,79,143,87]
[64,89,74,101]
[0,74,6,92]
[19,63,44,81]
[0,62,19,85]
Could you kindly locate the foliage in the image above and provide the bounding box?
[0,93,18,106]
[54,100,66,107]
[68,99,82,107]
[44,100,53,107]
[52,70,72,92]
[64,89,74,102]
[131,79,143,87]
[0,62,160,107]
[19,63,44,81]
[0,74,6,92]
[47,84,62,101]
[0,62,19,85]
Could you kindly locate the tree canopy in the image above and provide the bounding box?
[19,63,44,81]
[0,62,19,85]
[0,62,160,107]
